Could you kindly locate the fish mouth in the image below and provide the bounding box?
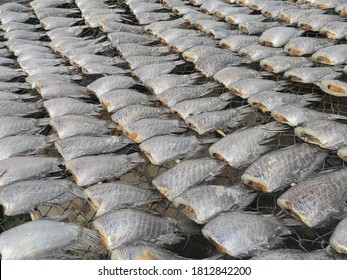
[123,130,140,143]
[186,121,199,132]
[136,250,159,260]
[177,203,197,220]
[239,52,252,60]
[287,48,303,57]
[295,131,323,147]
[239,26,249,34]
[100,100,110,111]
[288,75,303,83]
[157,185,171,199]
[143,150,157,165]
[250,102,268,113]
[278,200,309,227]
[262,12,272,19]
[215,11,225,19]
[146,85,155,94]
[262,41,273,47]
[241,175,269,192]
[195,23,204,31]
[318,4,330,9]
[314,56,332,65]
[327,84,347,96]
[299,23,313,31]
[279,14,291,23]
[86,196,100,213]
[261,63,274,73]
[170,46,180,53]
[212,152,229,164]
[225,18,236,25]
[272,113,289,124]
[323,31,336,40]
[204,234,229,254]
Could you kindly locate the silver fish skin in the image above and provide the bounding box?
[132,61,185,83]
[248,0,285,11]
[201,0,229,14]
[34,7,80,20]
[0,57,15,67]
[319,80,347,97]
[259,27,304,47]
[157,83,217,107]
[312,45,347,66]
[173,184,257,224]
[225,13,264,25]
[182,45,227,63]
[202,212,291,257]
[0,12,32,25]
[220,35,259,52]
[229,78,284,99]
[135,12,172,25]
[294,120,347,150]
[51,115,116,139]
[284,37,334,57]
[208,28,242,39]
[123,118,187,143]
[195,54,248,77]
[298,14,341,31]
[251,249,333,260]
[0,82,30,92]
[0,22,39,32]
[261,3,294,19]
[315,0,345,9]
[139,135,211,165]
[194,19,229,33]
[85,183,162,217]
[278,169,347,228]
[40,17,82,30]
[111,105,169,130]
[66,153,144,187]
[260,56,313,74]
[152,158,226,200]
[0,179,79,216]
[0,156,62,187]
[284,67,341,85]
[85,14,125,29]
[170,36,216,53]
[145,18,184,35]
[10,45,51,57]
[0,3,29,12]
[157,29,199,45]
[330,217,347,255]
[214,6,252,19]
[0,117,48,139]
[116,43,171,58]
[0,69,25,82]
[19,58,64,70]
[27,74,78,89]
[87,75,138,98]
[93,208,198,250]
[186,106,253,134]
[337,147,347,162]
[0,100,42,117]
[44,98,102,118]
[30,0,72,9]
[108,32,158,46]
[46,26,87,41]
[55,135,131,161]
[145,73,201,95]
[213,67,261,88]
[271,105,347,127]
[238,21,282,35]
[81,63,129,75]
[182,12,212,25]
[17,52,59,63]
[320,21,347,40]
[111,242,187,260]
[248,91,321,112]
[278,8,325,25]
[70,54,124,67]
[0,92,35,101]
[0,220,99,260]
[172,5,200,16]
[4,30,44,41]
[99,20,144,34]
[37,81,89,99]
[99,89,153,113]
[125,54,179,70]
[241,143,327,193]
[24,66,74,77]
[171,92,233,119]
[0,135,49,160]
[209,122,287,168]
[128,2,167,14]
[239,44,284,61]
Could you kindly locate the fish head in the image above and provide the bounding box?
[277,197,312,227]
[241,173,270,193]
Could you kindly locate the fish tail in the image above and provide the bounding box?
[69,184,86,200]
[263,121,289,133]
[199,137,219,144]
[203,81,219,89]
[36,118,50,127]
[302,93,322,103]
[190,72,202,79]
[46,134,60,143]
[177,220,201,234]
[219,92,234,101]
[128,152,146,164]
[80,228,102,250]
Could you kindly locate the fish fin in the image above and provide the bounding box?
[219,92,234,101]
[238,192,258,209]
[46,134,59,143]
[128,152,146,164]
[203,81,219,89]
[174,60,186,66]
[190,72,202,79]
[262,121,289,133]
[301,93,322,103]
[36,118,50,126]
[154,233,185,246]
[177,220,201,234]
[68,185,86,200]
[204,164,226,182]
[166,54,180,60]
[328,113,347,121]
[198,137,219,144]
[183,144,204,160]
[79,228,102,251]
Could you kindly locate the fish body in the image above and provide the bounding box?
[55,136,131,161]
[319,80,347,97]
[50,115,116,139]
[252,249,333,260]
[0,117,48,139]
[202,212,291,257]
[312,45,347,65]
[173,184,257,224]
[277,169,347,227]
[239,44,284,61]
[294,120,347,150]
[259,27,303,47]
[278,8,325,25]
[0,156,62,187]
[284,67,341,84]
[271,105,347,127]
[330,217,347,254]
[241,143,327,193]
[182,46,227,63]
[0,220,99,260]
[152,158,226,200]
[284,37,334,56]
[220,35,259,52]
[116,43,170,57]
[298,14,341,31]
[337,147,347,162]
[260,56,312,73]
[229,79,284,99]
[66,153,145,186]
[320,21,347,40]
[213,67,261,88]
